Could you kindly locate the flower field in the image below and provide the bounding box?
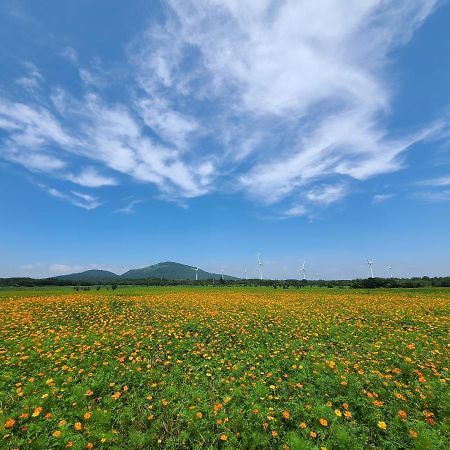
[1,287,449,449]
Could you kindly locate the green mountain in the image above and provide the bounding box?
[53,262,238,281]
[121,261,237,280]
[54,269,119,281]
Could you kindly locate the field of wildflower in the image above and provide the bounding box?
[1,287,449,449]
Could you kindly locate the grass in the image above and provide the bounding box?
[0,287,449,449]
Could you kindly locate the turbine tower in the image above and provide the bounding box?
[257,254,263,280]
[367,260,374,278]
[221,265,224,280]
[388,265,392,279]
[244,268,248,280]
[301,260,306,280]
[192,267,199,281]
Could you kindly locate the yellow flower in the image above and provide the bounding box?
[409,429,418,439]
[334,409,342,417]
[74,422,82,431]
[377,421,387,430]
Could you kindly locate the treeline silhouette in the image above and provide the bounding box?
[1,276,450,289]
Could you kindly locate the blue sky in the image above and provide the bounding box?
[1,0,450,279]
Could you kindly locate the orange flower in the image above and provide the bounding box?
[52,430,62,438]
[85,390,94,397]
[74,422,82,431]
[196,412,203,419]
[309,431,317,438]
[59,420,67,427]
[282,410,290,419]
[408,429,418,439]
[344,411,352,418]
[161,399,169,407]
[319,418,328,427]
[83,412,92,420]
[4,418,16,428]
[65,441,73,448]
[299,422,307,429]
[86,443,94,449]
[19,413,29,419]
[219,434,228,441]
[32,407,42,417]
[146,395,153,401]
[111,392,121,400]
[398,410,407,419]
[271,430,278,438]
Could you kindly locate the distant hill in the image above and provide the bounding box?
[121,261,237,281]
[54,269,119,281]
[53,262,237,282]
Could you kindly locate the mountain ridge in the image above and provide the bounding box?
[54,261,238,281]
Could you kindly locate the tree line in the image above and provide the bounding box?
[1,276,450,289]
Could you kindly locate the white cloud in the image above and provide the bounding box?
[16,62,43,90]
[114,199,142,215]
[284,205,307,217]
[71,191,102,210]
[372,193,394,204]
[1,1,447,215]
[66,167,117,187]
[306,184,347,205]
[415,190,450,202]
[79,68,106,87]
[62,47,78,63]
[39,184,102,210]
[129,0,443,207]
[419,175,450,186]
[49,263,83,275]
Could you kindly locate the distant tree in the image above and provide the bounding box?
[111,283,118,291]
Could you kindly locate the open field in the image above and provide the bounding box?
[1,288,449,449]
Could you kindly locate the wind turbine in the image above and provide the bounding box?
[388,265,392,279]
[192,267,199,281]
[221,265,224,280]
[367,260,374,278]
[301,260,306,280]
[257,254,263,280]
[244,268,248,280]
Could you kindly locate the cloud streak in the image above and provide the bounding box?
[0,0,447,215]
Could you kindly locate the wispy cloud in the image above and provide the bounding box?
[40,184,102,210]
[415,190,450,202]
[65,167,117,188]
[0,0,447,216]
[372,193,394,204]
[15,62,43,90]
[418,175,450,186]
[114,199,142,215]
